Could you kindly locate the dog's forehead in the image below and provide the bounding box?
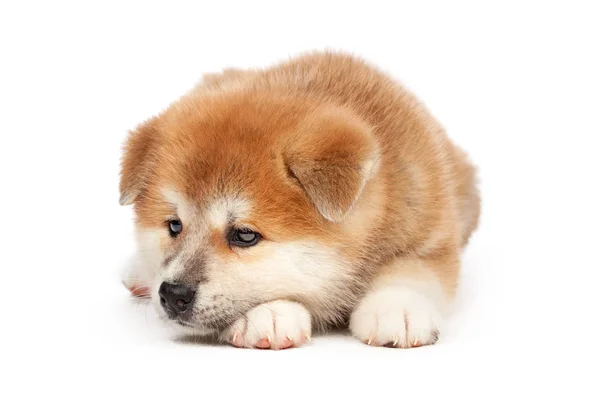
[161,186,194,222]
[206,197,251,227]
[161,186,250,228]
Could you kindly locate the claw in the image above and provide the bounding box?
[232,333,238,343]
[367,337,372,345]
[305,334,312,343]
[392,337,399,347]
[278,335,294,349]
[266,335,272,345]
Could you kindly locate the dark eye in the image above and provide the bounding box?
[229,228,261,247]
[168,219,183,238]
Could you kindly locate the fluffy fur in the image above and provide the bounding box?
[119,51,480,349]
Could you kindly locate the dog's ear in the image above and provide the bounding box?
[119,118,159,206]
[283,107,380,222]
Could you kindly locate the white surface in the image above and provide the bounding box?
[1,1,599,399]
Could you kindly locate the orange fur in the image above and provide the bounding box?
[119,51,480,345]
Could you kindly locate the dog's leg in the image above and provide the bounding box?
[122,239,163,299]
[349,250,459,348]
[122,228,164,298]
[121,253,154,298]
[220,300,312,350]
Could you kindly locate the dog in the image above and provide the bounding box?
[119,51,480,349]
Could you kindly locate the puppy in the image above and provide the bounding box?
[119,51,480,349]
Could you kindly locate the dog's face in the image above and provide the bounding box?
[120,92,379,334]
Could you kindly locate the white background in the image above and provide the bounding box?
[1,1,598,398]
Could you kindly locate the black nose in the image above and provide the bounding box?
[158,282,196,313]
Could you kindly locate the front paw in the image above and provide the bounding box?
[221,300,312,350]
[350,286,443,348]
[122,282,151,298]
[121,256,153,298]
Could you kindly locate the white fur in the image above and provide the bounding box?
[220,300,311,349]
[151,238,348,334]
[350,280,445,347]
[122,228,164,290]
[216,240,352,328]
[159,253,186,283]
[207,197,250,228]
[161,186,193,222]
[237,241,345,295]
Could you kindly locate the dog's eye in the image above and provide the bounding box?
[168,220,183,238]
[230,228,261,247]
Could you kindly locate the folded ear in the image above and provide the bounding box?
[119,118,159,205]
[283,107,380,222]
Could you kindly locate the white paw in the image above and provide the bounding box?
[350,286,444,348]
[221,300,312,350]
[121,255,154,298]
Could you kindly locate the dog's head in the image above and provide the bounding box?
[119,91,379,334]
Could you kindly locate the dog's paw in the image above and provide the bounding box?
[221,300,312,350]
[349,285,443,348]
[122,282,151,298]
[121,257,153,298]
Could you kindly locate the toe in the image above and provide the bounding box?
[254,337,271,349]
[278,336,294,349]
[128,285,150,297]
[230,333,244,348]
